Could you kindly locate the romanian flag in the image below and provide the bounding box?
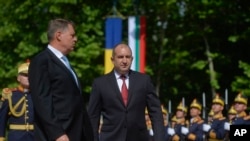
[104,17,122,74]
[128,16,146,73]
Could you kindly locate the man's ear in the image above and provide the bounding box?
[55,31,61,41]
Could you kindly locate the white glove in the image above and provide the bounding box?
[203,124,211,132]
[181,127,189,135]
[224,122,230,131]
[168,127,175,136]
[149,129,154,136]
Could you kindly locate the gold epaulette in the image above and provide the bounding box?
[0,137,5,141]
[209,130,217,139]
[187,133,196,140]
[172,134,180,141]
[192,117,203,123]
[213,113,224,119]
[176,118,185,125]
[192,117,199,123]
[243,115,250,120]
[219,117,226,120]
[1,88,13,100]
[198,119,204,124]
[238,111,247,117]
[1,87,26,117]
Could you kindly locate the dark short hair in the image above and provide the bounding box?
[112,43,131,57]
[47,18,75,42]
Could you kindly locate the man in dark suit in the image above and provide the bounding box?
[88,43,166,141]
[28,18,93,141]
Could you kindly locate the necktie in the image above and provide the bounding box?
[61,56,79,86]
[61,56,71,69]
[120,75,128,106]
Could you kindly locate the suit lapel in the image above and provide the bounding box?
[107,70,136,107]
[107,71,126,107]
[46,49,81,90]
[127,70,135,107]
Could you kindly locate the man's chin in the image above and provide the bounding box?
[69,47,75,51]
[119,69,129,74]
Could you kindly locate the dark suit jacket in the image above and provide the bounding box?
[28,48,93,141]
[88,70,166,141]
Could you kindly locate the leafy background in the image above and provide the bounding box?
[1,0,250,114]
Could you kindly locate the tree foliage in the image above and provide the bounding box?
[0,0,250,107]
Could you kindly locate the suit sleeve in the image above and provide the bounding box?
[29,57,64,140]
[0,100,9,140]
[145,75,166,141]
[88,79,102,141]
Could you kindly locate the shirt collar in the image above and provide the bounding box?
[114,70,129,79]
[48,45,64,59]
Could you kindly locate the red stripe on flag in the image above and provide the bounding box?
[139,16,146,73]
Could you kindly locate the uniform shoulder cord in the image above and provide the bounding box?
[2,88,26,117]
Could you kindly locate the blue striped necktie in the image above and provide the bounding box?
[61,56,79,87]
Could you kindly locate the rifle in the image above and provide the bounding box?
[202,92,207,141]
[182,97,185,111]
[168,100,172,127]
[225,89,228,111]
[202,92,206,121]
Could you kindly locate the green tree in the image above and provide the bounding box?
[1,0,250,108]
[0,0,104,101]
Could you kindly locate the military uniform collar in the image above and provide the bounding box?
[237,111,247,118]
[213,113,223,119]
[17,85,29,93]
[176,117,186,124]
[191,116,202,123]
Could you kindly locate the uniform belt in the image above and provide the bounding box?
[9,124,34,131]
[208,139,223,141]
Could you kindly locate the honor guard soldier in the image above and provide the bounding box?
[207,109,214,125]
[203,94,227,141]
[162,105,168,127]
[227,106,237,124]
[161,105,175,141]
[231,93,250,125]
[0,62,34,141]
[224,105,237,141]
[181,99,204,141]
[171,115,177,128]
[145,108,154,141]
[146,105,175,141]
[171,102,189,141]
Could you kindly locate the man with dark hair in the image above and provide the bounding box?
[88,43,166,141]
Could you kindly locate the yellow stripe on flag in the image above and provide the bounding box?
[104,49,113,74]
